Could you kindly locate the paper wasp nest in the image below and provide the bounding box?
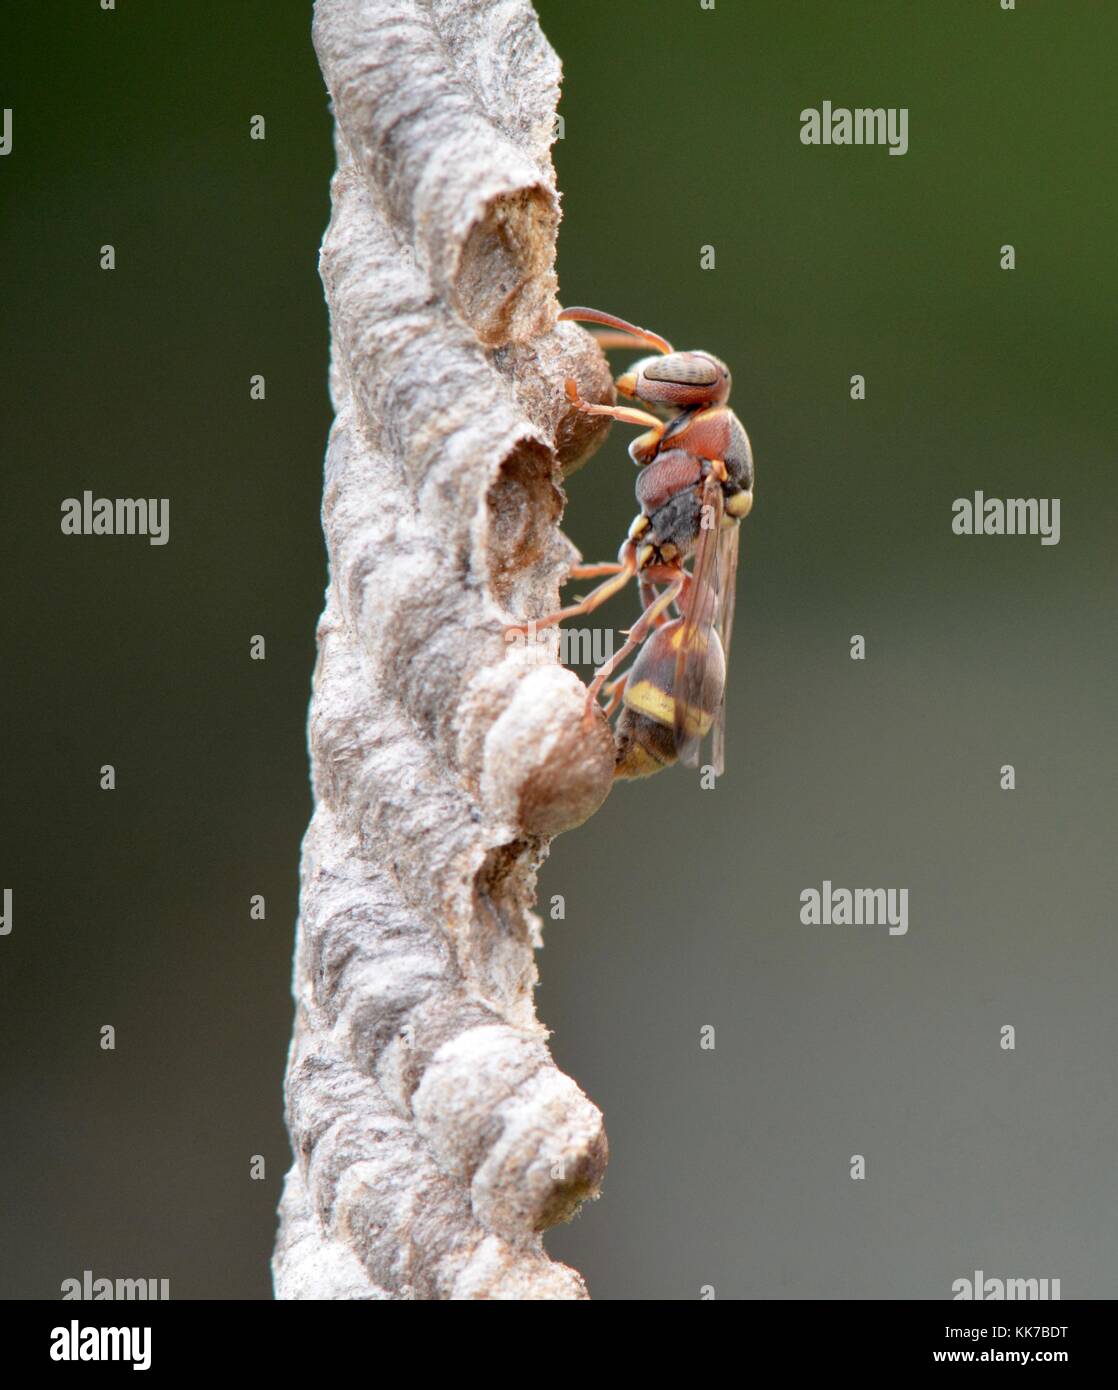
[273,0,616,1300]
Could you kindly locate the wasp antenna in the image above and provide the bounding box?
[557,306,673,355]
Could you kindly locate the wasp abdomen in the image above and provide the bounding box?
[613,621,725,780]
[614,711,677,779]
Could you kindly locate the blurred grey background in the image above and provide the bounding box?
[1,1,1114,1299]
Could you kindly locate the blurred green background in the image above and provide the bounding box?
[1,1,1115,1300]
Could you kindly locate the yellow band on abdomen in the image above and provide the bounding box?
[624,678,714,735]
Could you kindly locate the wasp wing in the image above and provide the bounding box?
[710,520,741,777]
[672,473,725,768]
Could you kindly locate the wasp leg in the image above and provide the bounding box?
[566,561,626,581]
[564,379,665,436]
[585,577,684,712]
[640,578,673,628]
[505,550,637,639]
[602,673,629,718]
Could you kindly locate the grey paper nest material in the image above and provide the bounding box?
[272,0,617,1300]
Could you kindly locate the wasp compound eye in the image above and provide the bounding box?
[642,354,722,387]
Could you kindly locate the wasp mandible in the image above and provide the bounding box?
[510,306,754,779]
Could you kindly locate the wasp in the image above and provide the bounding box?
[510,306,754,778]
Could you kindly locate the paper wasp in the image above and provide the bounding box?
[508,306,754,778]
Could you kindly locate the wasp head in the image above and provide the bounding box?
[617,351,731,409]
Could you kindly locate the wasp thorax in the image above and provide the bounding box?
[618,352,731,409]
